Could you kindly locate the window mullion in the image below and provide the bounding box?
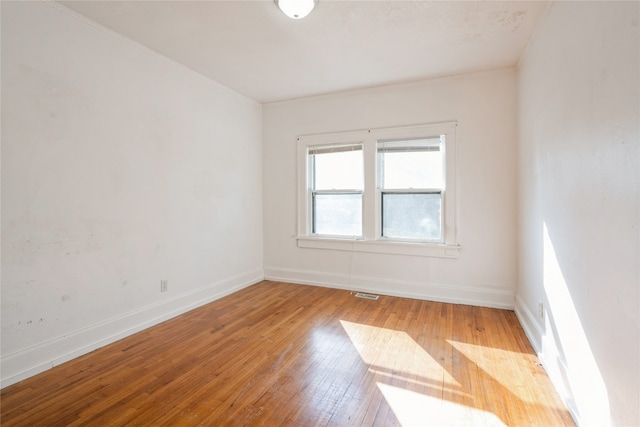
[363,136,377,240]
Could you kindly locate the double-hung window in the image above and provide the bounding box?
[297,122,459,258]
[378,138,443,242]
[309,144,363,237]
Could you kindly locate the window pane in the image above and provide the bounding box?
[382,193,441,240]
[313,149,363,190]
[380,150,442,189]
[313,193,362,236]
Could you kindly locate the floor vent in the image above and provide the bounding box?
[355,292,379,300]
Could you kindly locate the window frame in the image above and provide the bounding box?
[308,143,364,238]
[377,136,445,243]
[297,122,460,258]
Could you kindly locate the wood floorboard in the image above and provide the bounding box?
[1,280,574,426]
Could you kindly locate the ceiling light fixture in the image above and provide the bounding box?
[275,0,317,20]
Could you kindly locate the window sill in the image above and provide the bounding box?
[296,237,461,258]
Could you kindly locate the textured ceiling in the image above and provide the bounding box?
[59,1,549,103]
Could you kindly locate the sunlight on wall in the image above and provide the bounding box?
[542,223,610,425]
[377,383,507,427]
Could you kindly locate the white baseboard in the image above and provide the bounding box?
[514,295,580,426]
[0,269,263,388]
[264,267,515,309]
[514,294,545,354]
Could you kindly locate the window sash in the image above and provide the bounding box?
[380,191,442,242]
[310,144,363,191]
[311,191,363,237]
[377,137,444,192]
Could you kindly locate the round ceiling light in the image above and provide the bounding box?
[275,0,316,19]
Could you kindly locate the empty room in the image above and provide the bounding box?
[1,0,638,425]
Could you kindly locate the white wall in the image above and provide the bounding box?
[1,1,263,386]
[516,2,639,425]
[263,69,518,308]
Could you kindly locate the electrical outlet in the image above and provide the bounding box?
[160,279,168,292]
[537,301,544,319]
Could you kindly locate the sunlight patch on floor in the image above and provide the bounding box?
[447,340,537,404]
[339,320,457,385]
[377,382,507,427]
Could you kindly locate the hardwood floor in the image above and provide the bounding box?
[1,281,574,426]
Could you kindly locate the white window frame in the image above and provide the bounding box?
[308,142,364,238]
[377,137,444,243]
[297,122,460,258]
